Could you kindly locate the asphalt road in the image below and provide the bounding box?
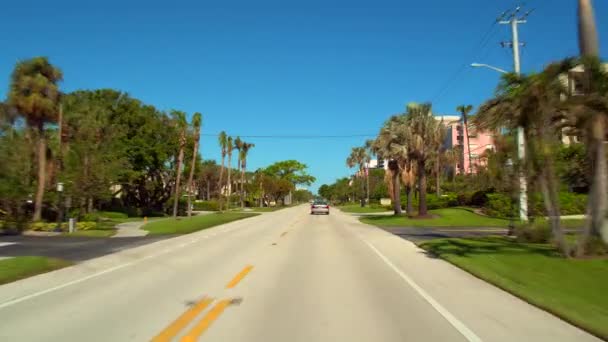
[0,235,168,262]
[0,206,599,342]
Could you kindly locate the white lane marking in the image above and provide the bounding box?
[0,239,196,309]
[0,216,260,309]
[360,238,482,342]
[0,242,17,247]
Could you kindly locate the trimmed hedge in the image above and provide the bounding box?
[29,221,98,231]
[484,192,588,218]
[192,200,220,211]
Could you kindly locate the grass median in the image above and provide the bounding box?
[0,256,72,285]
[360,208,510,227]
[143,212,259,235]
[419,237,608,340]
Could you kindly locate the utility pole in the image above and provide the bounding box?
[499,5,532,222]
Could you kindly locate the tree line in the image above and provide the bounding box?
[0,57,315,230]
[321,1,607,257]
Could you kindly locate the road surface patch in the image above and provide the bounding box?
[226,265,254,289]
[180,299,233,342]
[359,236,483,342]
[151,296,214,342]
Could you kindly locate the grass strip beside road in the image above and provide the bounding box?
[419,237,608,340]
[360,208,510,227]
[143,213,259,235]
[338,204,391,214]
[0,256,72,285]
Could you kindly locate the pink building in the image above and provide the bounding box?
[440,116,495,174]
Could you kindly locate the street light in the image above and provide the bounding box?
[470,63,509,74]
[471,62,528,222]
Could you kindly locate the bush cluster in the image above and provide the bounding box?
[192,200,220,211]
[29,221,98,231]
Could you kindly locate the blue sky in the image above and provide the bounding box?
[1,0,607,192]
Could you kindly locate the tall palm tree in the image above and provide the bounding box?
[364,139,375,205]
[8,57,63,221]
[576,0,608,251]
[171,111,188,218]
[373,115,411,215]
[346,147,367,205]
[226,136,234,208]
[443,147,460,183]
[475,62,574,255]
[217,131,228,211]
[457,105,474,174]
[407,103,443,217]
[186,112,202,218]
[239,142,255,208]
[234,137,243,204]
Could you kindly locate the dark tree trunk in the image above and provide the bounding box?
[436,155,441,197]
[406,185,413,216]
[418,159,428,216]
[173,143,185,218]
[539,164,568,256]
[389,161,402,215]
[218,153,226,211]
[33,124,47,221]
[578,115,607,255]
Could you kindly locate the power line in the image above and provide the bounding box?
[200,133,377,139]
[430,17,501,103]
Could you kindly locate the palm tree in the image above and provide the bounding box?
[171,111,188,218]
[346,147,367,206]
[186,112,202,218]
[406,103,446,217]
[364,139,375,205]
[443,147,460,183]
[373,115,411,215]
[226,136,234,208]
[475,62,575,255]
[217,131,228,211]
[457,105,474,174]
[239,142,255,208]
[234,137,243,205]
[431,122,447,196]
[575,0,608,252]
[8,57,63,221]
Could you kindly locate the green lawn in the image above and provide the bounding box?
[143,212,259,235]
[338,204,391,214]
[360,208,510,227]
[0,256,72,285]
[419,237,608,340]
[230,207,285,213]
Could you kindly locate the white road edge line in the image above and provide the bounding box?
[0,238,202,309]
[360,238,483,342]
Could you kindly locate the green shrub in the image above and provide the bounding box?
[82,213,100,222]
[558,192,587,215]
[456,192,472,206]
[192,200,220,211]
[97,211,128,219]
[516,221,551,243]
[77,222,97,230]
[29,221,97,231]
[425,193,458,210]
[484,193,516,218]
[470,190,491,207]
[528,192,587,216]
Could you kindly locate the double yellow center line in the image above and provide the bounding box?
[152,265,254,342]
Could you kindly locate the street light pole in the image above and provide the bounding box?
[499,6,530,222]
[55,182,64,232]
